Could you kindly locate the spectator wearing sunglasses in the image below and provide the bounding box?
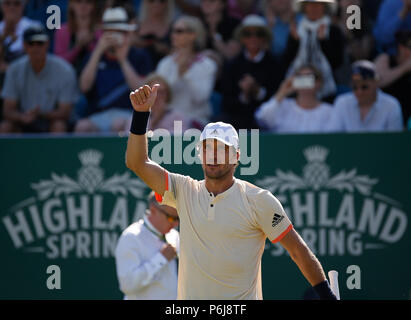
[0,26,78,134]
[327,60,403,132]
[115,191,179,300]
[218,14,284,130]
[255,64,333,133]
[156,15,217,127]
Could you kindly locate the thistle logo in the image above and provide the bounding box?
[258,145,408,257]
[2,149,149,259]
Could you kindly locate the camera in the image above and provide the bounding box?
[292,75,315,90]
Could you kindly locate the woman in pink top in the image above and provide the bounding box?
[54,0,102,73]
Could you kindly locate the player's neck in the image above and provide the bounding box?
[204,175,235,196]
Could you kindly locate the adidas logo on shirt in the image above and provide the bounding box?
[272,213,284,227]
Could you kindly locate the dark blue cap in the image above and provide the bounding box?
[23,25,49,43]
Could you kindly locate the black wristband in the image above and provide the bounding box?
[313,280,338,300]
[130,110,150,135]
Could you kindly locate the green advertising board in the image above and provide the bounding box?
[0,133,410,299]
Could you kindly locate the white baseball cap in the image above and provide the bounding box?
[198,122,239,151]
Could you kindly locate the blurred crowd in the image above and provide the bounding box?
[0,0,410,135]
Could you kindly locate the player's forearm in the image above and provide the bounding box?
[289,243,326,286]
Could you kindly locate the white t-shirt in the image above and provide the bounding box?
[157,171,293,300]
[156,53,217,124]
[255,97,333,133]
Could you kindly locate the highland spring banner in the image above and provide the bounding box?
[0,133,410,299]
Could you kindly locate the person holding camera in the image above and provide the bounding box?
[254,64,332,133]
[74,7,153,134]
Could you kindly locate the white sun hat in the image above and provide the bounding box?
[293,0,338,14]
[102,7,136,32]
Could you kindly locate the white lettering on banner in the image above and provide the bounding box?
[259,145,408,257]
[2,149,149,259]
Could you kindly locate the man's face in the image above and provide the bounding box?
[200,139,238,180]
[304,2,326,21]
[24,40,49,61]
[241,27,267,53]
[151,203,179,234]
[351,74,377,105]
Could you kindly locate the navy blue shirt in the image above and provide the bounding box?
[84,48,153,116]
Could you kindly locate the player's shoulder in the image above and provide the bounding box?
[236,179,284,217]
[237,178,279,202]
[168,171,202,189]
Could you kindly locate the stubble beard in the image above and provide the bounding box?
[203,164,234,180]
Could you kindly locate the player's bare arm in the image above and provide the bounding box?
[280,228,336,299]
[126,84,168,196]
[280,229,326,286]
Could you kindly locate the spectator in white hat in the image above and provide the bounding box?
[74,7,154,134]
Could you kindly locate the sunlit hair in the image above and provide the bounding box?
[138,0,176,25]
[293,63,324,84]
[144,72,172,103]
[67,0,101,34]
[175,15,207,52]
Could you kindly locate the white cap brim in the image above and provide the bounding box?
[103,23,136,32]
[29,34,49,42]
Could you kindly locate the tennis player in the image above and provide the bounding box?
[126,84,337,300]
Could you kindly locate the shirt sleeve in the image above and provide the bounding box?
[386,98,404,131]
[254,96,282,130]
[1,64,19,101]
[155,170,192,210]
[252,189,293,243]
[183,58,217,105]
[325,96,346,132]
[115,233,169,295]
[57,63,79,104]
